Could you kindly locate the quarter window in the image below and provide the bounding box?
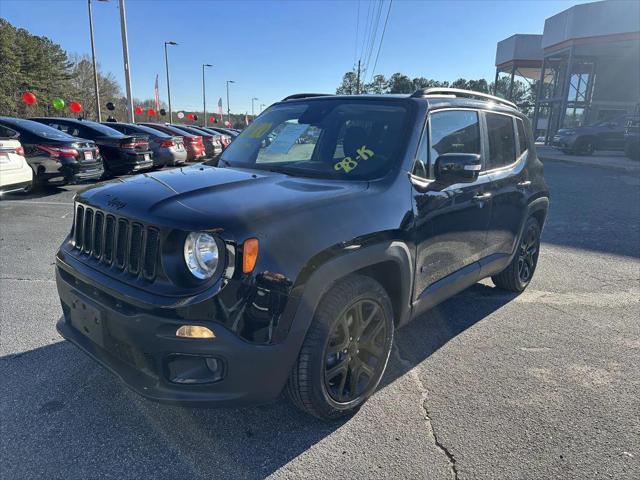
[486,113,516,169]
[424,110,480,177]
[516,118,528,155]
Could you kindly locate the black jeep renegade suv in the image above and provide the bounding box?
[55,88,549,420]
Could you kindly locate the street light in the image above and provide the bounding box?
[164,41,178,123]
[226,80,235,124]
[251,97,258,117]
[202,64,213,127]
[118,0,134,122]
[87,0,109,121]
[260,103,266,113]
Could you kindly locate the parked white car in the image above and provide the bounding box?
[0,127,33,195]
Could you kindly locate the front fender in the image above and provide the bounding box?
[279,240,414,345]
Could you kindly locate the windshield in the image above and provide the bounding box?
[128,124,171,138]
[217,99,410,180]
[2,117,76,140]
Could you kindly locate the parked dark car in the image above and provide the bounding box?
[0,117,104,190]
[623,117,639,160]
[31,118,153,175]
[139,123,205,162]
[170,124,222,158]
[102,122,188,167]
[552,113,639,155]
[54,89,549,420]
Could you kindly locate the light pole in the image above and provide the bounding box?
[251,97,258,117]
[202,64,213,127]
[164,41,178,123]
[226,80,235,124]
[260,103,265,113]
[118,0,134,122]
[87,0,108,121]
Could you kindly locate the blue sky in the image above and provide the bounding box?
[1,0,587,114]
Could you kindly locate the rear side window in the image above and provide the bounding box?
[516,118,528,155]
[486,113,516,169]
[429,110,481,163]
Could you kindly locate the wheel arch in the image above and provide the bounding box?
[286,241,414,342]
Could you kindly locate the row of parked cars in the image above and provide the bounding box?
[0,116,239,195]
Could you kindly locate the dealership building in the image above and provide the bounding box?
[494,0,640,142]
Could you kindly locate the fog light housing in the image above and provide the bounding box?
[176,325,215,339]
[166,354,225,384]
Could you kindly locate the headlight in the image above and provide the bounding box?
[184,232,219,279]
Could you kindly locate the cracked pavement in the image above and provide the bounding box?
[1,160,639,479]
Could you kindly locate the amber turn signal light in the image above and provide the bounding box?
[243,238,259,273]
[176,325,215,339]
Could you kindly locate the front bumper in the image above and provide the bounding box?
[55,264,301,407]
[551,135,577,150]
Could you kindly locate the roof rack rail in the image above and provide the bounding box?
[411,88,517,109]
[282,93,333,101]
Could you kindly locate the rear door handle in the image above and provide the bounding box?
[517,180,532,189]
[472,193,492,202]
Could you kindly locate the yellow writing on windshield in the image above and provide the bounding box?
[334,145,375,173]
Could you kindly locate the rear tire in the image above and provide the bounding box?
[286,274,394,420]
[492,217,541,292]
[575,137,595,155]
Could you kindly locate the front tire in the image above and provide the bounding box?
[492,217,541,292]
[286,274,394,420]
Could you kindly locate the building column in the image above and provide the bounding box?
[556,46,575,136]
[493,68,499,96]
[508,64,516,100]
[532,57,547,142]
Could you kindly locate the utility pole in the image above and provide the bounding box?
[355,60,361,94]
[164,41,177,123]
[251,97,258,117]
[87,0,102,121]
[202,64,212,126]
[118,0,134,122]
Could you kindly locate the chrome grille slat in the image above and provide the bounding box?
[72,203,160,281]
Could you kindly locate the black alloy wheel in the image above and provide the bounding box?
[323,299,388,403]
[286,274,394,420]
[517,222,540,284]
[492,217,541,292]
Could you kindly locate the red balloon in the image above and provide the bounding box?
[69,101,83,113]
[187,113,194,120]
[21,91,37,105]
[209,116,216,123]
[147,108,156,116]
[134,106,143,115]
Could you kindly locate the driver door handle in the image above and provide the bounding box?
[472,192,492,202]
[517,180,532,189]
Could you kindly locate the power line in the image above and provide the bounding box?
[354,0,361,67]
[363,0,384,78]
[369,0,393,83]
[359,0,374,64]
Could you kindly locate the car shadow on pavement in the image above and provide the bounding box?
[1,185,70,201]
[1,283,517,480]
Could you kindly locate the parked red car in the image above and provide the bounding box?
[139,123,205,161]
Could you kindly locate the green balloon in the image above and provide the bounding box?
[52,98,65,110]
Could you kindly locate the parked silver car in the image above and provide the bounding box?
[103,122,188,167]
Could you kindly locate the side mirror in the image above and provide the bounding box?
[434,153,481,185]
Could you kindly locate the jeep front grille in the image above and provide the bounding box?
[73,203,160,280]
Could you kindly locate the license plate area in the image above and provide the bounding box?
[69,291,105,348]
[84,151,93,160]
[144,153,150,161]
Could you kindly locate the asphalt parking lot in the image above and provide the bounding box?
[1,160,639,480]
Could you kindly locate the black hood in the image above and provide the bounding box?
[77,165,367,232]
